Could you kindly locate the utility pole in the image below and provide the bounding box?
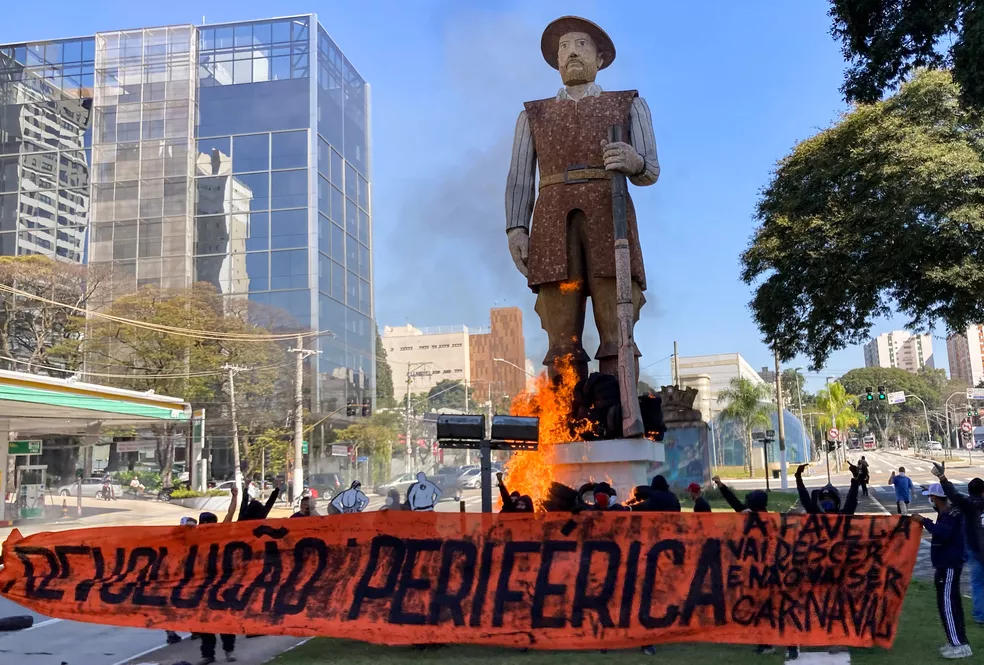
[223,364,249,492]
[288,336,319,502]
[404,362,431,473]
[673,341,679,386]
[774,349,788,490]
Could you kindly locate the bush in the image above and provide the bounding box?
[115,470,162,490]
[170,488,229,499]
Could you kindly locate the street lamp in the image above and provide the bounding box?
[904,393,932,452]
[493,357,536,377]
[944,391,966,455]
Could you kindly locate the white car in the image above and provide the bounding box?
[927,441,943,451]
[459,467,483,489]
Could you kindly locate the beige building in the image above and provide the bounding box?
[382,324,471,401]
[863,331,934,372]
[676,353,770,419]
[947,325,984,387]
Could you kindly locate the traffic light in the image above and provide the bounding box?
[865,387,874,401]
[877,386,886,400]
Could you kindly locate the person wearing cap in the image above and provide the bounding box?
[505,16,660,384]
[889,466,914,515]
[921,482,972,658]
[933,462,984,626]
[687,482,711,513]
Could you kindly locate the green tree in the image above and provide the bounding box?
[780,368,810,411]
[742,70,984,369]
[829,1,984,110]
[66,283,285,486]
[247,427,291,476]
[0,255,106,374]
[717,377,774,477]
[375,326,395,408]
[336,413,399,485]
[815,382,863,445]
[426,379,474,412]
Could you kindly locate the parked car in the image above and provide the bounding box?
[57,477,122,499]
[375,472,455,501]
[458,467,483,489]
[308,473,343,501]
[926,441,943,451]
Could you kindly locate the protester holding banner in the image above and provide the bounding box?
[380,488,406,511]
[712,476,768,513]
[645,475,681,512]
[934,463,984,626]
[239,482,280,521]
[921,483,973,658]
[795,463,860,515]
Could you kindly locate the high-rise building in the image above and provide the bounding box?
[947,325,984,387]
[382,307,528,403]
[863,331,934,372]
[470,307,526,400]
[0,41,92,261]
[1,16,375,460]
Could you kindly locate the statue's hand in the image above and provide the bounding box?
[507,227,529,277]
[602,140,644,175]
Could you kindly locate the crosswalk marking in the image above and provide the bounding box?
[789,652,850,664]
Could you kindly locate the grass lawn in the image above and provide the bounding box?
[271,582,979,664]
[690,489,800,514]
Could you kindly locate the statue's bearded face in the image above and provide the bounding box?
[558,31,603,85]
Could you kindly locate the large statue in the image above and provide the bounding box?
[506,16,660,384]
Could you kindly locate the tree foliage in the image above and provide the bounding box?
[717,377,774,477]
[63,283,286,486]
[336,412,399,485]
[375,326,394,408]
[0,256,105,374]
[829,0,984,110]
[814,382,863,438]
[742,70,984,369]
[426,379,474,412]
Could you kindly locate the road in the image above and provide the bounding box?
[0,489,487,664]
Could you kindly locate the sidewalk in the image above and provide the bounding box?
[116,634,307,665]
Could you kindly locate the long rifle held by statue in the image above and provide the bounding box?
[608,124,645,438]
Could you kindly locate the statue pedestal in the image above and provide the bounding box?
[550,439,665,502]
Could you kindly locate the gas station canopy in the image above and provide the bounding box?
[0,369,190,434]
[0,369,191,523]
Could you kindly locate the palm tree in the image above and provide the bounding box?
[815,382,862,469]
[717,377,773,477]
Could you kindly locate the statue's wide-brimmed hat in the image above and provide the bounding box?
[540,16,616,70]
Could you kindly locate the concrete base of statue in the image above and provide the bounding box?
[550,438,665,502]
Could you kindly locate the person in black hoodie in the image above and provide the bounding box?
[646,475,681,512]
[795,463,860,515]
[921,483,972,659]
[711,475,797,659]
[934,462,984,627]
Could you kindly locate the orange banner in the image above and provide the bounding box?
[0,512,920,650]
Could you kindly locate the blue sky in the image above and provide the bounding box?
[1,0,945,392]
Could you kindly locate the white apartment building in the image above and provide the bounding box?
[863,331,934,373]
[947,325,984,387]
[676,352,770,419]
[382,324,471,401]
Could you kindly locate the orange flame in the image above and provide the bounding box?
[503,356,593,509]
[558,279,582,294]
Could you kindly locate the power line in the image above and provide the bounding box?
[0,283,332,342]
[0,354,288,380]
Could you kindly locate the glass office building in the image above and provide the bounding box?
[0,15,374,426]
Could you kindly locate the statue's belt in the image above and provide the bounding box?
[539,164,611,190]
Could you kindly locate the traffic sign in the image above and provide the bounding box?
[961,421,973,434]
[356,456,368,463]
[827,428,839,441]
[8,440,41,456]
[331,444,348,457]
[967,388,984,400]
[887,391,906,405]
[301,440,309,455]
[967,439,976,450]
